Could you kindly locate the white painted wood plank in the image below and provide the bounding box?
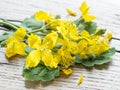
[0,0,120,90]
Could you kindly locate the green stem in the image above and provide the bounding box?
[27,28,45,34]
[0,21,18,30]
[3,20,20,28]
[27,22,52,34]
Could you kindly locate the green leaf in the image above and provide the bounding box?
[100,48,116,57]
[78,48,115,67]
[0,31,14,41]
[22,64,60,82]
[55,14,61,19]
[0,40,6,47]
[74,18,81,26]
[81,57,111,67]
[95,29,106,35]
[0,31,14,47]
[82,60,94,67]
[75,54,82,63]
[39,68,59,82]
[0,35,5,41]
[74,18,97,34]
[21,16,44,31]
[84,22,97,34]
[93,57,110,65]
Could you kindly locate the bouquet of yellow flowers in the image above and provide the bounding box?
[0,1,115,84]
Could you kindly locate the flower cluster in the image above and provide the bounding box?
[0,1,115,84]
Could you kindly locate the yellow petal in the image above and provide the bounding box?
[80,30,90,38]
[26,50,41,68]
[66,8,77,16]
[62,68,72,75]
[78,73,84,85]
[57,20,79,40]
[99,40,110,53]
[69,41,79,54]
[49,19,61,29]
[28,34,41,49]
[6,40,26,58]
[14,28,26,41]
[79,1,89,14]
[105,31,112,41]
[6,36,13,45]
[58,47,75,68]
[6,41,16,58]
[15,41,26,55]
[51,57,60,68]
[42,50,59,68]
[82,14,96,22]
[78,40,88,53]
[42,50,53,67]
[79,1,96,22]
[34,10,51,23]
[43,31,58,49]
[80,51,88,59]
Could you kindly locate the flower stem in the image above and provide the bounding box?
[3,20,20,28]
[27,22,51,34]
[27,28,45,34]
[0,21,18,30]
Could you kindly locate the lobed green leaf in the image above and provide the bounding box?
[22,63,60,82]
[84,22,97,34]
[21,16,44,31]
[0,31,14,47]
[75,48,116,67]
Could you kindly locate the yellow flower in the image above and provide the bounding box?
[26,50,41,68]
[57,20,80,40]
[82,37,110,56]
[6,28,26,58]
[42,50,60,68]
[105,31,112,41]
[78,39,88,53]
[79,1,89,14]
[34,10,51,23]
[78,29,110,58]
[26,32,59,68]
[98,39,110,53]
[28,34,41,49]
[77,39,89,59]
[68,41,79,54]
[88,35,100,45]
[28,31,58,49]
[49,19,61,30]
[43,31,58,49]
[26,49,60,68]
[80,30,100,45]
[57,36,78,54]
[79,1,96,22]
[57,47,75,68]
[62,68,72,75]
[66,8,77,16]
[78,73,84,85]
[6,38,26,58]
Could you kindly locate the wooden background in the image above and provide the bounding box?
[0,0,120,90]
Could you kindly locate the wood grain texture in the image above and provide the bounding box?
[0,0,120,90]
